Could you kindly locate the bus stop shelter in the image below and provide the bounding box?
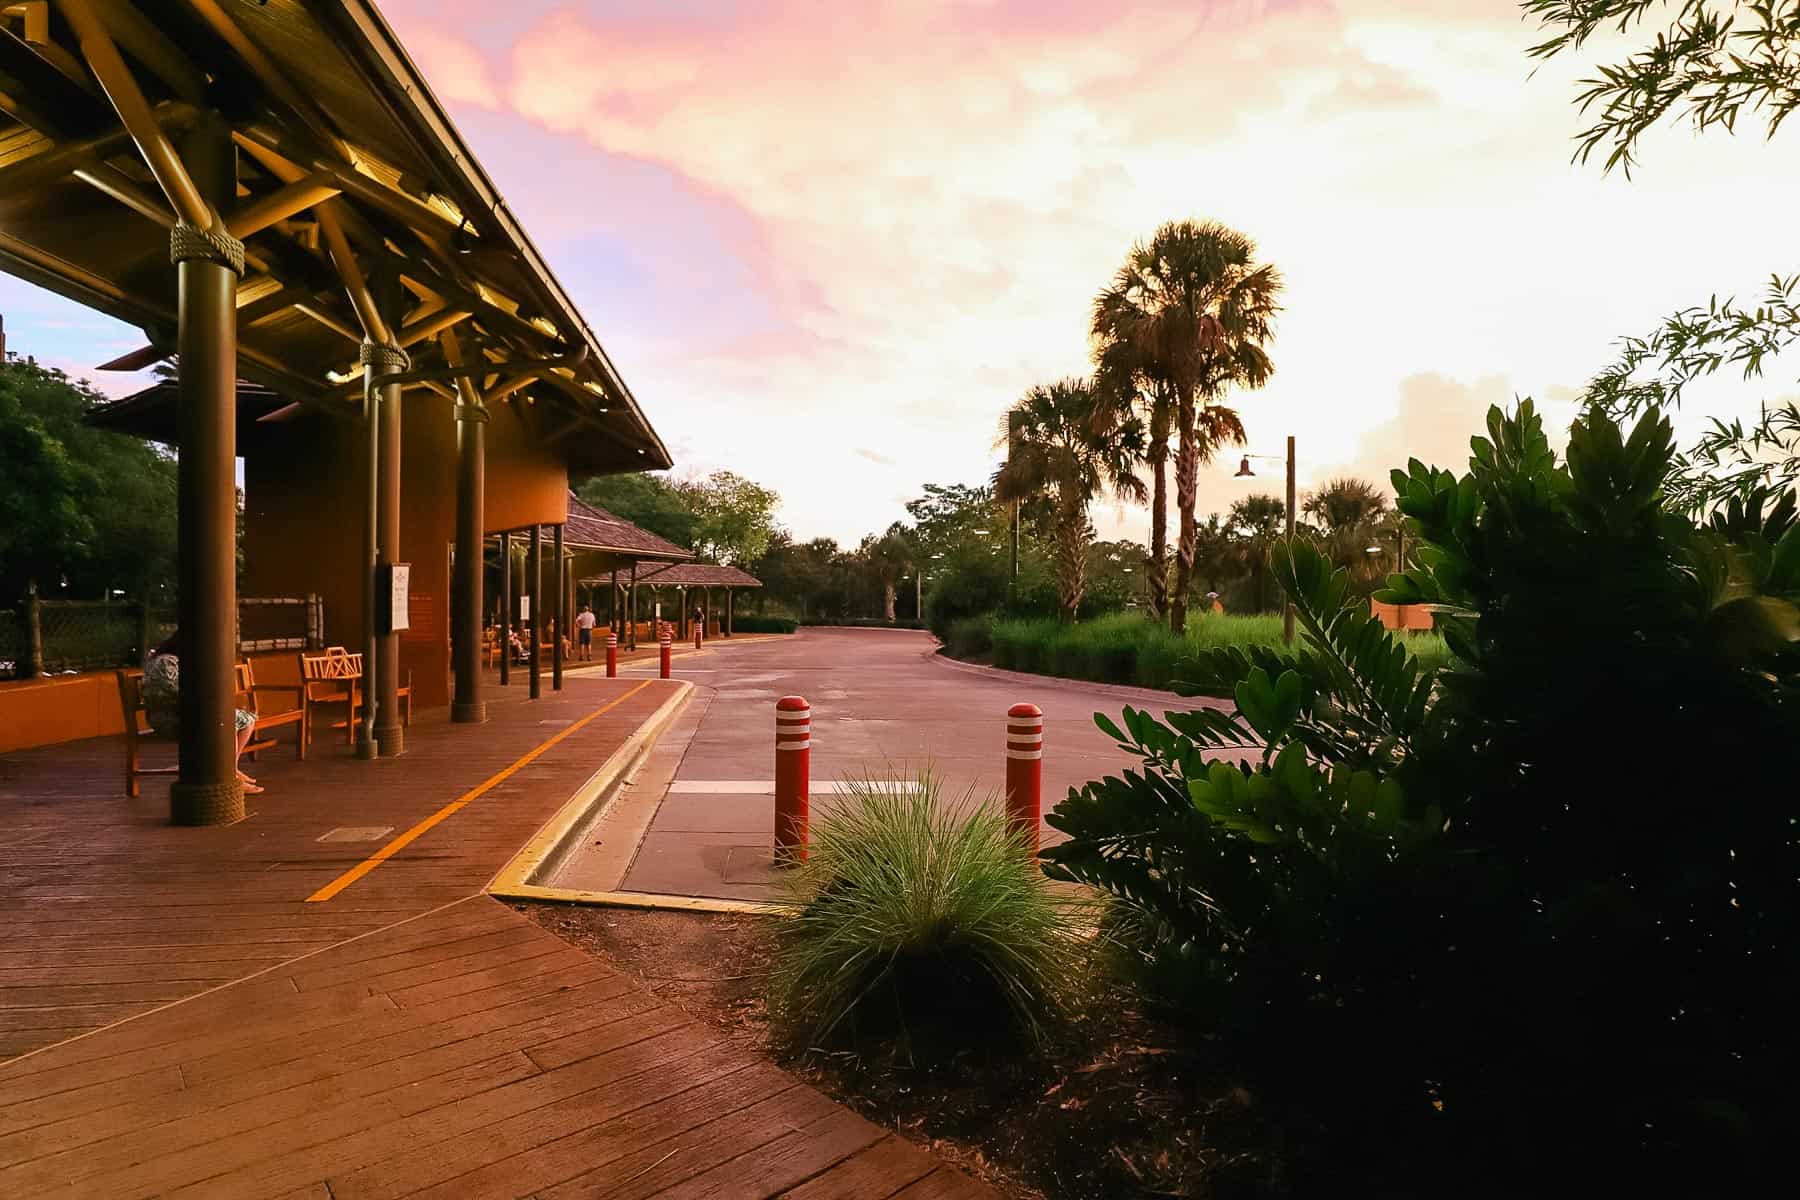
[0,1,671,824]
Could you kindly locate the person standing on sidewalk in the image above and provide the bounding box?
[575,604,598,661]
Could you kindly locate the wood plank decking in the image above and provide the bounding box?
[0,677,994,1198]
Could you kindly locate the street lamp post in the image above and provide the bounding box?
[1235,434,1297,644]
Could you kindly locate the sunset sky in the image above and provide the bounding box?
[2,0,1791,544]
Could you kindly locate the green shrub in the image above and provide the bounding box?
[731,615,797,634]
[1044,402,1800,1193]
[943,614,992,658]
[976,610,1445,689]
[769,773,1073,1054]
[923,555,1010,639]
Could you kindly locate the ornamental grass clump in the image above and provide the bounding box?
[769,772,1072,1054]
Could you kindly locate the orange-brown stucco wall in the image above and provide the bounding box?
[241,398,568,712]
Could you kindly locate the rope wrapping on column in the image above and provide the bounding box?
[169,221,246,276]
[453,403,490,423]
[170,779,245,827]
[359,341,412,371]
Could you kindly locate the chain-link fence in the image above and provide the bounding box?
[1,596,321,680]
[34,602,145,673]
[0,608,22,679]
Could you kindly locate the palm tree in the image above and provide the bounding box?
[1097,220,1281,635]
[1227,493,1287,612]
[1302,476,1391,586]
[1092,298,1176,620]
[994,379,1147,622]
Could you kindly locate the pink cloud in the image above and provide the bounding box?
[369,2,1789,547]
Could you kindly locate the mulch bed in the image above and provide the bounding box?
[521,904,1286,1199]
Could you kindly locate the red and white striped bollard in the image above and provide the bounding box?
[605,630,618,678]
[659,628,672,679]
[694,619,703,650]
[1005,702,1043,855]
[774,696,810,865]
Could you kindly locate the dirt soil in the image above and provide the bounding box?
[522,904,1283,1200]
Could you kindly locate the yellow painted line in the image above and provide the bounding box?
[306,680,656,903]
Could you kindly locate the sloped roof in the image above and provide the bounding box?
[562,491,691,561]
[633,563,762,589]
[0,0,670,472]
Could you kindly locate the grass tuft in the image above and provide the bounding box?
[768,771,1074,1055]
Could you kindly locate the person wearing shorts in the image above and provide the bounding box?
[575,605,597,661]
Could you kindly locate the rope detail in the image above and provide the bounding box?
[359,341,411,372]
[169,222,246,275]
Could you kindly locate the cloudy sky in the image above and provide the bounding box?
[2,0,1790,544]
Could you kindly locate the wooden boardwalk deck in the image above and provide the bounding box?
[0,676,993,1199]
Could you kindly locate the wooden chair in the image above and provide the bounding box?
[482,627,501,669]
[116,668,178,798]
[235,660,304,760]
[298,649,363,757]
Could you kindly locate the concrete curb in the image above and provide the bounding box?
[486,681,794,916]
[926,645,1230,712]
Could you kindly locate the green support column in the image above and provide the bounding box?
[450,377,487,723]
[552,523,565,691]
[499,531,512,686]
[528,524,542,699]
[367,338,407,756]
[167,115,245,827]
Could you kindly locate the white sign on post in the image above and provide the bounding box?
[518,594,530,620]
[654,602,662,620]
[387,563,410,633]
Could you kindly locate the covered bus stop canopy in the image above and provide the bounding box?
[611,562,762,642]
[0,1,671,824]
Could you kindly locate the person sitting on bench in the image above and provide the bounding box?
[143,631,264,795]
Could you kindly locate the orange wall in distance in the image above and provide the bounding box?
[0,673,126,753]
[1369,599,1435,632]
[241,396,568,712]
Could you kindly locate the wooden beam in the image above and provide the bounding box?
[224,172,340,239]
[396,306,471,348]
[59,0,214,228]
[0,24,109,133]
[91,0,207,103]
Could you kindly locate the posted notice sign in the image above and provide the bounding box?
[378,563,410,634]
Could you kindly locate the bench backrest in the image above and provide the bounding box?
[116,668,152,736]
[299,651,363,698]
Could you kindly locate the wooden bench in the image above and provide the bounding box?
[297,649,411,757]
[236,660,303,760]
[115,668,178,798]
[298,649,362,757]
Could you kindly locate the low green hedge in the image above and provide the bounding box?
[983,611,1449,690]
[732,615,798,634]
[800,618,926,630]
[943,615,993,659]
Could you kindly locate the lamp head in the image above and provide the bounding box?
[1234,456,1254,478]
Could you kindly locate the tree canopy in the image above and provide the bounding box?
[0,358,177,604]
[575,471,696,548]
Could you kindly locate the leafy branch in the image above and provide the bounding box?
[1580,273,1800,509]
[1522,1,1800,174]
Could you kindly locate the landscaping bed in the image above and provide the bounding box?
[943,611,1448,691]
[522,903,1284,1200]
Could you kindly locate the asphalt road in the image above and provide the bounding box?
[551,626,1213,901]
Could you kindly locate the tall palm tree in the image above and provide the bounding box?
[994,379,1147,622]
[1097,220,1281,635]
[1092,298,1176,620]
